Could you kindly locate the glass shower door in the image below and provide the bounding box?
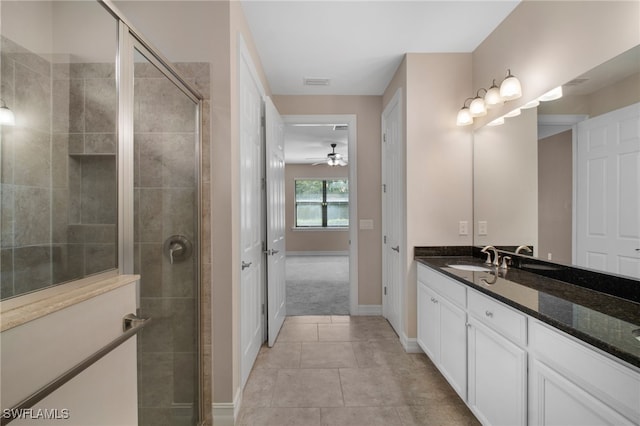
[132,47,199,426]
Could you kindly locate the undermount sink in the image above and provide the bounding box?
[447,264,493,272]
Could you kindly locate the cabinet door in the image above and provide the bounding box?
[468,317,527,426]
[417,280,440,362]
[439,296,467,400]
[529,358,636,426]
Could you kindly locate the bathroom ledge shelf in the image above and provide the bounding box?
[0,274,139,332]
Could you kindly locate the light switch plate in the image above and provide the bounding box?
[458,221,468,236]
[359,219,374,230]
[478,221,488,236]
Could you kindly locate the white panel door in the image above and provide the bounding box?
[381,90,403,335]
[576,103,640,278]
[264,97,286,347]
[239,48,264,388]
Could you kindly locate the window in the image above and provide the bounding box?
[295,179,349,228]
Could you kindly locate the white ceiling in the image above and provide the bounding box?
[240,0,521,162]
[240,0,521,96]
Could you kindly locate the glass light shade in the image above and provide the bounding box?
[469,97,487,117]
[487,117,505,126]
[0,106,15,126]
[456,107,473,126]
[504,108,521,118]
[500,72,522,100]
[539,86,563,102]
[484,86,503,108]
[521,99,540,109]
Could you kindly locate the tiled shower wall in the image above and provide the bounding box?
[133,61,211,426]
[1,36,117,297]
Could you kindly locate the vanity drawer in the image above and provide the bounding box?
[418,264,466,308]
[468,289,527,346]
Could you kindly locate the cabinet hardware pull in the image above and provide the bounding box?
[485,310,494,318]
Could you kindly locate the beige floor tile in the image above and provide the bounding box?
[237,407,321,426]
[286,315,333,324]
[319,322,397,342]
[396,403,480,426]
[277,323,319,342]
[352,339,415,370]
[320,407,403,426]
[241,368,278,408]
[255,342,302,369]
[301,342,358,368]
[330,315,351,323]
[271,369,344,407]
[339,367,407,406]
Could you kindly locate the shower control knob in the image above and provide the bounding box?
[163,235,192,264]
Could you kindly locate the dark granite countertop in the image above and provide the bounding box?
[415,254,640,369]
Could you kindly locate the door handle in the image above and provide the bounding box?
[391,246,400,253]
[241,261,252,270]
[264,249,280,256]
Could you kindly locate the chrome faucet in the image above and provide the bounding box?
[515,245,532,255]
[481,245,500,266]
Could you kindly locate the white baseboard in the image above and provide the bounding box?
[355,305,382,315]
[401,333,422,353]
[212,388,242,426]
[286,251,349,256]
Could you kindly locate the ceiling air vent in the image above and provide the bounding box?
[333,125,348,131]
[303,77,330,86]
[565,78,589,86]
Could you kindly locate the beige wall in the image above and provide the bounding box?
[472,0,640,128]
[538,130,572,264]
[285,164,349,253]
[474,107,539,252]
[383,54,474,339]
[588,71,640,118]
[273,95,383,306]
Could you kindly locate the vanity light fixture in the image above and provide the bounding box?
[456,98,475,126]
[469,89,488,117]
[0,99,15,126]
[504,108,521,118]
[521,99,540,109]
[487,117,505,126]
[499,69,522,101]
[484,80,504,109]
[538,86,563,102]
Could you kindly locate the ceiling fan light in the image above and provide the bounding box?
[469,96,487,117]
[500,69,522,101]
[456,107,473,126]
[538,86,563,102]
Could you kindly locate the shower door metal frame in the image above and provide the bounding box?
[101,0,205,423]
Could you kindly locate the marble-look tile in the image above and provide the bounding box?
[84,244,116,275]
[172,297,197,352]
[84,78,116,133]
[3,37,51,77]
[52,243,84,283]
[1,249,14,298]
[162,188,195,241]
[51,134,69,188]
[238,407,321,426]
[318,321,397,342]
[276,323,318,342]
[51,189,69,244]
[85,133,116,154]
[13,245,52,294]
[138,352,173,407]
[162,133,195,188]
[80,157,117,224]
[339,367,407,407]
[1,126,15,184]
[70,63,115,79]
[320,407,403,426]
[14,186,50,246]
[255,343,302,369]
[173,352,196,404]
[139,297,173,353]
[136,134,163,188]
[163,253,195,298]
[139,243,163,297]
[396,402,480,426]
[134,78,196,133]
[14,62,51,132]
[1,184,14,248]
[352,339,415,371]
[138,189,163,243]
[300,342,357,368]
[271,369,343,407]
[12,127,50,188]
[242,368,278,408]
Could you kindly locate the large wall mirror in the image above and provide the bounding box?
[1,1,119,300]
[474,44,640,279]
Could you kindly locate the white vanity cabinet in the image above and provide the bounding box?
[417,265,467,400]
[467,290,527,426]
[529,320,640,426]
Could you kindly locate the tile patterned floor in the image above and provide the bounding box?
[237,316,480,426]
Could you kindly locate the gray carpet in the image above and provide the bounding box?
[286,255,349,315]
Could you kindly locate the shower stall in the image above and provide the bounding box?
[0,1,208,424]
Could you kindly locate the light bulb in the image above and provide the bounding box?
[500,70,522,101]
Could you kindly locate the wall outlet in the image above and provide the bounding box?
[458,221,468,236]
[548,253,553,260]
[478,221,488,236]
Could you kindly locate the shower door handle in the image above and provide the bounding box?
[391,246,400,253]
[242,261,252,270]
[264,249,279,256]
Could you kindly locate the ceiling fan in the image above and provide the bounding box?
[310,143,348,167]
